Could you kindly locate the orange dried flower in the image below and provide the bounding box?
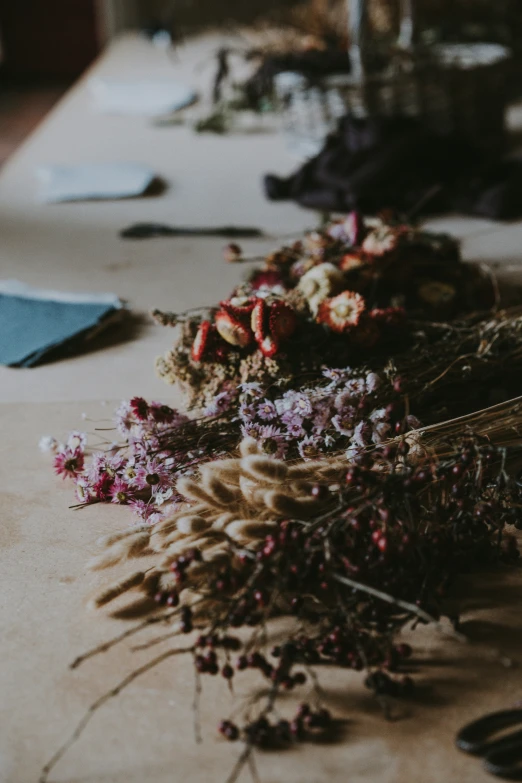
[339,253,365,272]
[317,291,366,333]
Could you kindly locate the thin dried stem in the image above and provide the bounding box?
[70,610,180,669]
[40,647,193,783]
[331,573,466,642]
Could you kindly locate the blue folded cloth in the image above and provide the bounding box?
[0,281,124,367]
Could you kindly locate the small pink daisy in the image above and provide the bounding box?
[54,448,84,479]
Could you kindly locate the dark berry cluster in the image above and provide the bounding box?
[151,436,520,773]
[219,704,332,747]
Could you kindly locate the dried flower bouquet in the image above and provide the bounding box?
[41,411,522,783]
[40,213,522,783]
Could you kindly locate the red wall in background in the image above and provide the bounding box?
[0,0,100,79]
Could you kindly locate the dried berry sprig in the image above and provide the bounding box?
[40,426,521,783]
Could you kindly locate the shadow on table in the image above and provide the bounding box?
[33,310,149,367]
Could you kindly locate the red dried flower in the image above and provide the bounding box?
[345,210,365,246]
[130,396,149,420]
[215,310,254,347]
[268,301,297,341]
[317,291,366,333]
[93,473,114,501]
[223,243,243,263]
[251,298,267,342]
[191,320,212,362]
[219,296,256,319]
[249,269,286,292]
[369,307,406,328]
[258,334,279,358]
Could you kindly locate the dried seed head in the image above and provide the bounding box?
[124,532,151,558]
[176,477,218,507]
[240,438,260,457]
[212,512,238,531]
[142,568,163,596]
[153,504,207,538]
[202,460,241,484]
[201,473,241,507]
[89,571,145,609]
[288,460,345,479]
[96,525,151,549]
[177,515,211,535]
[264,491,324,518]
[87,544,127,572]
[225,519,278,543]
[241,455,288,483]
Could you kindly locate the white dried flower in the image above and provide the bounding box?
[39,435,58,453]
[297,262,344,315]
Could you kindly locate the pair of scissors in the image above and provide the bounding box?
[456,709,522,780]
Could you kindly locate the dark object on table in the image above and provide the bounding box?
[264,114,522,221]
[244,48,352,108]
[120,223,266,240]
[456,709,522,780]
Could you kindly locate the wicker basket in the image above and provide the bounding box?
[275,1,511,157]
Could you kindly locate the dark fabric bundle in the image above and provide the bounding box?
[264,114,522,220]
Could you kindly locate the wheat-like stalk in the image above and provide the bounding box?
[89,438,345,611]
[89,392,522,612]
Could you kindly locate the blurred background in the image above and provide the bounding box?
[1,0,521,166]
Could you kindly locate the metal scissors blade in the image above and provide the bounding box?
[456,709,522,780]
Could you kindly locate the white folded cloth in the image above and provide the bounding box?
[37,162,158,203]
[89,78,197,116]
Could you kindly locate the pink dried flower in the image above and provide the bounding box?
[54,448,84,479]
[149,402,176,424]
[93,473,114,501]
[258,426,287,459]
[331,414,355,437]
[110,477,133,504]
[257,399,277,421]
[285,420,306,438]
[135,459,172,492]
[297,435,321,461]
[66,430,87,450]
[130,397,149,421]
[115,401,135,435]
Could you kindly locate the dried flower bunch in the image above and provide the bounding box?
[40,211,522,782]
[41,422,522,783]
[47,306,522,527]
[154,213,494,407]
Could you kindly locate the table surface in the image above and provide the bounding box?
[1,32,522,783]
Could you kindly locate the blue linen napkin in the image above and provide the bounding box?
[0,281,124,367]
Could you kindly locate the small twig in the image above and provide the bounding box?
[193,665,203,744]
[40,647,193,783]
[70,610,179,669]
[332,573,466,643]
